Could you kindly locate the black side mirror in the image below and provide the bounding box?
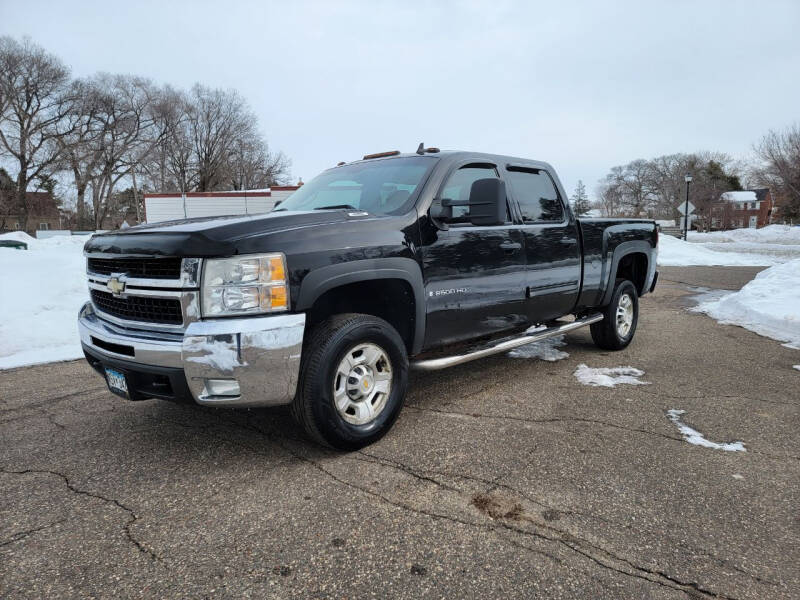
[468,178,507,226]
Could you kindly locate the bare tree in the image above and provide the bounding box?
[2,37,292,230]
[597,152,742,226]
[56,77,107,228]
[87,74,159,229]
[144,86,194,194]
[226,136,291,190]
[751,124,800,221]
[0,36,72,231]
[596,176,623,217]
[145,84,290,195]
[187,84,256,191]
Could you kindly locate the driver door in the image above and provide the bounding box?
[420,163,528,348]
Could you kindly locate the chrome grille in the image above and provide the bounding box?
[86,256,201,331]
[90,290,183,325]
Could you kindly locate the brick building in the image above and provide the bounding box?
[0,190,63,234]
[709,189,773,230]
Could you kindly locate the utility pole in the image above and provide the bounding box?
[683,173,693,240]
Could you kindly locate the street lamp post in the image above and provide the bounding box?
[683,173,693,240]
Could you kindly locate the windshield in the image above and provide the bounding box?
[273,156,437,215]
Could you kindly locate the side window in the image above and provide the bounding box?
[505,167,564,223]
[435,164,499,224]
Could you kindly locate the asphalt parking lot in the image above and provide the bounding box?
[1,266,798,599]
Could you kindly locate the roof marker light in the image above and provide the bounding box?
[362,150,401,160]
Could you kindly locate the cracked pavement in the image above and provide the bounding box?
[1,266,798,599]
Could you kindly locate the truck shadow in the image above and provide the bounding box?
[134,332,595,459]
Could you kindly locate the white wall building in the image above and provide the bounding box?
[143,187,300,224]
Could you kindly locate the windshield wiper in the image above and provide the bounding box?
[313,204,358,211]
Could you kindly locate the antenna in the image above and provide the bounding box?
[416,142,425,155]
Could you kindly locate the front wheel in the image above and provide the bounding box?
[291,313,408,450]
[590,279,639,350]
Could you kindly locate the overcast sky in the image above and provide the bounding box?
[2,0,799,198]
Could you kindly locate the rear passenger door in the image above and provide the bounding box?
[420,162,528,348]
[504,166,581,322]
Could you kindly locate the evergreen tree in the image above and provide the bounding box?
[570,180,591,216]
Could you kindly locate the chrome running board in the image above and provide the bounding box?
[411,313,604,371]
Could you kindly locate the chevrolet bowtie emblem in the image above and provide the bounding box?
[107,277,126,296]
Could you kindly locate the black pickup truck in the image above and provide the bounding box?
[79,148,658,449]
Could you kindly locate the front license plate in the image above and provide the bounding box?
[104,368,129,399]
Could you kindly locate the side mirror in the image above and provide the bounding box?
[468,178,507,226]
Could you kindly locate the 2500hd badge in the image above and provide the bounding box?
[79,147,657,449]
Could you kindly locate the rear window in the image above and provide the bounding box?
[505,167,564,223]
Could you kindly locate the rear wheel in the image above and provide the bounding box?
[291,313,408,450]
[590,279,639,350]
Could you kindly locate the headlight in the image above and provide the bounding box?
[201,253,289,317]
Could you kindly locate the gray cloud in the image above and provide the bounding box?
[3,0,799,197]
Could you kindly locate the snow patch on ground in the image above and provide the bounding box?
[573,364,649,387]
[666,409,746,452]
[688,225,800,245]
[658,225,800,266]
[793,365,800,371]
[508,335,569,361]
[692,259,800,348]
[657,234,797,266]
[0,234,92,370]
[684,286,731,307]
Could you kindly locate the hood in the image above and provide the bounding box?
[84,210,375,257]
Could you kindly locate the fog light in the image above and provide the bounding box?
[204,378,241,397]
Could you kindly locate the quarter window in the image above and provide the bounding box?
[506,167,564,223]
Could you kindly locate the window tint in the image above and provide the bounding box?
[435,164,499,223]
[273,157,434,215]
[506,168,564,223]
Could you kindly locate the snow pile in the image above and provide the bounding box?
[693,259,800,348]
[0,231,37,245]
[0,233,92,369]
[573,364,649,387]
[508,335,569,361]
[658,225,800,266]
[688,224,800,245]
[657,234,798,266]
[666,409,746,452]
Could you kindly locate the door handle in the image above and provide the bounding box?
[500,241,522,253]
[560,237,577,245]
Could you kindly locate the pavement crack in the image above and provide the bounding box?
[1,468,159,561]
[0,387,108,415]
[405,405,683,444]
[406,405,800,462]
[352,451,462,493]
[0,519,66,548]
[293,445,736,599]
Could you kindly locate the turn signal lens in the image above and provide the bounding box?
[266,256,285,282]
[260,284,288,311]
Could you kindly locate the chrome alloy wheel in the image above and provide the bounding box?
[333,343,393,425]
[616,293,634,338]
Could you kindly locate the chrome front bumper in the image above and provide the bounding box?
[78,302,305,407]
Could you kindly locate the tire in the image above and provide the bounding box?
[291,313,409,450]
[590,279,639,350]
